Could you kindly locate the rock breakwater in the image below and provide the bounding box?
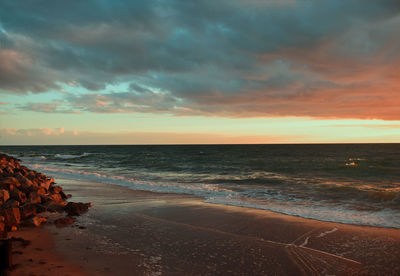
[0,153,92,271]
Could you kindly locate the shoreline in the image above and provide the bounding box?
[22,158,400,230]
[46,173,400,231]
[23,177,400,275]
[64,177,400,231]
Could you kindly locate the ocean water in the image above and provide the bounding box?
[1,144,399,228]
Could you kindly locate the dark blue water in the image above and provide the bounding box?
[1,144,399,228]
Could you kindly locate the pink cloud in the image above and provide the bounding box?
[1,127,67,137]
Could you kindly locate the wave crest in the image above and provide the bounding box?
[54,152,92,159]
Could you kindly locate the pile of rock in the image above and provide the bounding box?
[0,153,91,236]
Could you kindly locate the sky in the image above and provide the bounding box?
[0,0,399,145]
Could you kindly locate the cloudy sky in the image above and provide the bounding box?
[1,0,399,144]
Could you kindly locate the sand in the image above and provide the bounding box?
[7,178,400,275]
[9,227,88,276]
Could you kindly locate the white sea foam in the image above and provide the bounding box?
[300,236,310,247]
[54,152,92,159]
[29,163,239,199]
[205,197,400,229]
[317,228,338,238]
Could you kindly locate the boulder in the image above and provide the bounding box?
[33,204,48,213]
[36,187,47,195]
[45,201,66,212]
[3,166,14,176]
[28,192,41,204]
[10,188,27,204]
[59,191,68,199]
[20,166,29,176]
[0,216,6,233]
[27,216,47,227]
[0,220,4,233]
[48,193,63,202]
[0,207,21,227]
[13,161,20,170]
[37,173,46,179]
[54,217,75,227]
[40,178,54,190]
[51,186,63,194]
[20,204,37,219]
[26,171,36,180]
[0,189,10,204]
[14,172,24,180]
[18,176,34,192]
[0,177,20,188]
[4,199,20,208]
[64,202,92,216]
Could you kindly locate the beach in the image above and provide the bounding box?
[2,0,400,274]
[9,177,400,275]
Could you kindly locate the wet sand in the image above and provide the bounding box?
[9,227,88,276]
[10,178,400,275]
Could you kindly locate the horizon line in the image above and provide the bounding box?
[0,142,399,146]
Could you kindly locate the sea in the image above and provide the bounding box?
[1,144,399,228]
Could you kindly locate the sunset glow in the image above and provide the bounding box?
[0,1,399,144]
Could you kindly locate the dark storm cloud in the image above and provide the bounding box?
[1,0,399,118]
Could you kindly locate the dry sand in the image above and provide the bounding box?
[8,178,400,275]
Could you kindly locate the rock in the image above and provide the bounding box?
[18,176,34,192]
[36,187,47,196]
[28,192,42,204]
[20,204,37,220]
[0,221,4,233]
[19,166,29,176]
[39,194,49,204]
[3,166,14,176]
[59,191,68,199]
[0,207,21,227]
[26,171,36,180]
[4,199,20,208]
[54,217,75,227]
[51,186,63,194]
[28,216,47,227]
[14,172,24,180]
[40,178,54,191]
[0,189,10,204]
[0,153,90,233]
[31,177,40,185]
[64,202,92,216]
[33,204,48,213]
[0,216,5,233]
[45,201,66,212]
[0,177,20,188]
[48,193,63,202]
[10,188,27,204]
